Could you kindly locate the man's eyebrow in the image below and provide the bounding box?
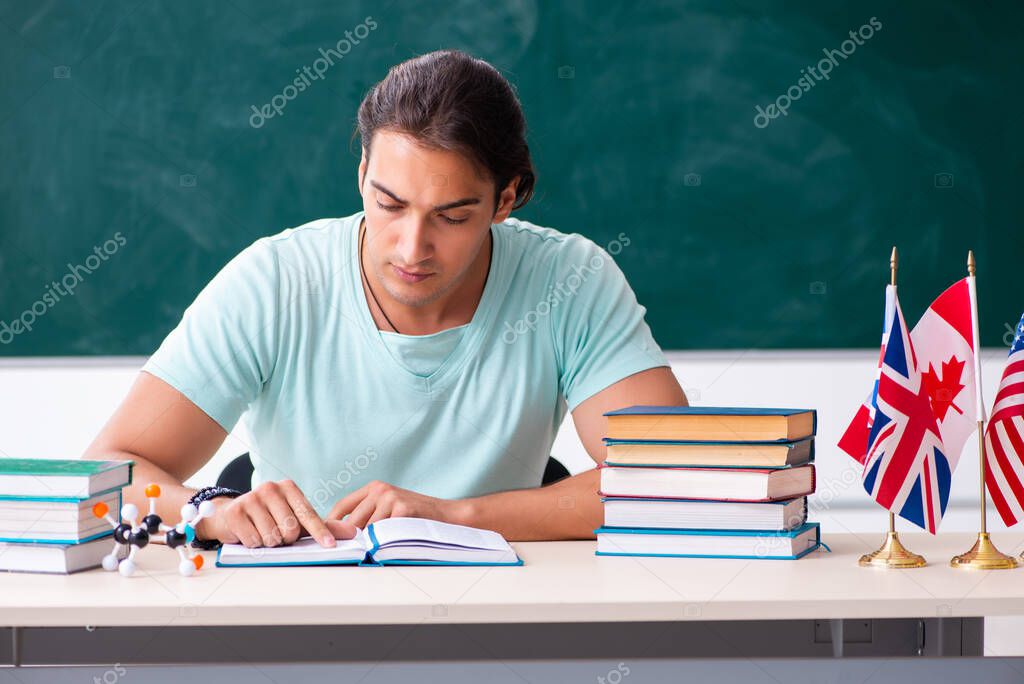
[370,180,481,211]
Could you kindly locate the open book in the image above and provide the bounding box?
[216,517,522,567]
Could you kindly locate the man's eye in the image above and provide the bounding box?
[439,214,468,225]
[376,200,401,212]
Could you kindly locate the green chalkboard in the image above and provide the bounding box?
[1,1,1021,355]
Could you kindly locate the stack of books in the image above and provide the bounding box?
[0,458,132,573]
[595,406,821,560]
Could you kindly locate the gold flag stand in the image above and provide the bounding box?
[950,252,1018,570]
[859,247,926,568]
[859,512,927,568]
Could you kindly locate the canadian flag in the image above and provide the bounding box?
[840,277,980,470]
[909,277,981,471]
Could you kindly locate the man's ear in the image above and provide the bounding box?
[491,175,520,224]
[357,148,368,194]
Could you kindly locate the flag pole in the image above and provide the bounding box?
[859,246,926,568]
[950,250,1018,569]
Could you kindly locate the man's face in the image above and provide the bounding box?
[358,130,514,308]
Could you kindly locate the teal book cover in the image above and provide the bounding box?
[0,458,128,477]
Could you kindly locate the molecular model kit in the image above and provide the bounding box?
[92,484,216,577]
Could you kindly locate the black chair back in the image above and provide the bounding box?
[216,453,571,493]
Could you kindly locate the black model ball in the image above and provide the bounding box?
[128,528,150,548]
[113,523,131,544]
[165,528,187,549]
[142,514,163,533]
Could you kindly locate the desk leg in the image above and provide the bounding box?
[829,619,844,658]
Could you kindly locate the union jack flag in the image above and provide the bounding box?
[861,285,952,533]
[984,313,1024,526]
[837,285,895,464]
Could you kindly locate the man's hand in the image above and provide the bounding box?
[327,480,471,529]
[198,479,359,548]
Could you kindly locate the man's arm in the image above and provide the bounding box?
[83,371,228,525]
[84,371,353,547]
[328,366,687,540]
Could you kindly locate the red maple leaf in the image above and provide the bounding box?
[921,356,967,421]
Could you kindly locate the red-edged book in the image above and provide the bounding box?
[598,463,816,502]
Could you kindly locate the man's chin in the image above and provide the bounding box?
[383,278,447,308]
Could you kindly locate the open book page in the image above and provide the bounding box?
[217,529,369,566]
[367,517,510,551]
[366,517,519,564]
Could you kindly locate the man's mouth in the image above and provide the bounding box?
[391,264,434,284]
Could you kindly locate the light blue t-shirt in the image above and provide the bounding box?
[142,212,668,515]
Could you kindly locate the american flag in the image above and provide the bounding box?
[984,313,1024,526]
[861,285,952,533]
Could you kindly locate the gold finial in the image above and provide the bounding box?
[968,250,976,277]
[890,246,898,287]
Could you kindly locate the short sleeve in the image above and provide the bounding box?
[551,235,670,410]
[141,239,280,432]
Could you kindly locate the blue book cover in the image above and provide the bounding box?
[0,488,122,545]
[604,406,814,417]
[594,522,822,560]
[602,406,817,441]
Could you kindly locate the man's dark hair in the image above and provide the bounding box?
[355,49,536,214]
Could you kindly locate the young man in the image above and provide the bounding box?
[85,49,686,548]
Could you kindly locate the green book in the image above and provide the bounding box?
[0,459,133,498]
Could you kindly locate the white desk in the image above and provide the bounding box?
[2,531,1022,664]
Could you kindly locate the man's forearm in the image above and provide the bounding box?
[84,450,197,526]
[453,468,602,541]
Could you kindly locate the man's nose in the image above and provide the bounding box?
[394,215,432,265]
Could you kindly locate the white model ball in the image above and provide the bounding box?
[121,503,139,521]
[118,558,136,577]
[197,500,216,517]
[179,503,198,523]
[101,555,119,572]
[178,559,196,577]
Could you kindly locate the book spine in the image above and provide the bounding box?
[597,491,813,503]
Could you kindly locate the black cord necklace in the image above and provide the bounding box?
[359,220,401,334]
